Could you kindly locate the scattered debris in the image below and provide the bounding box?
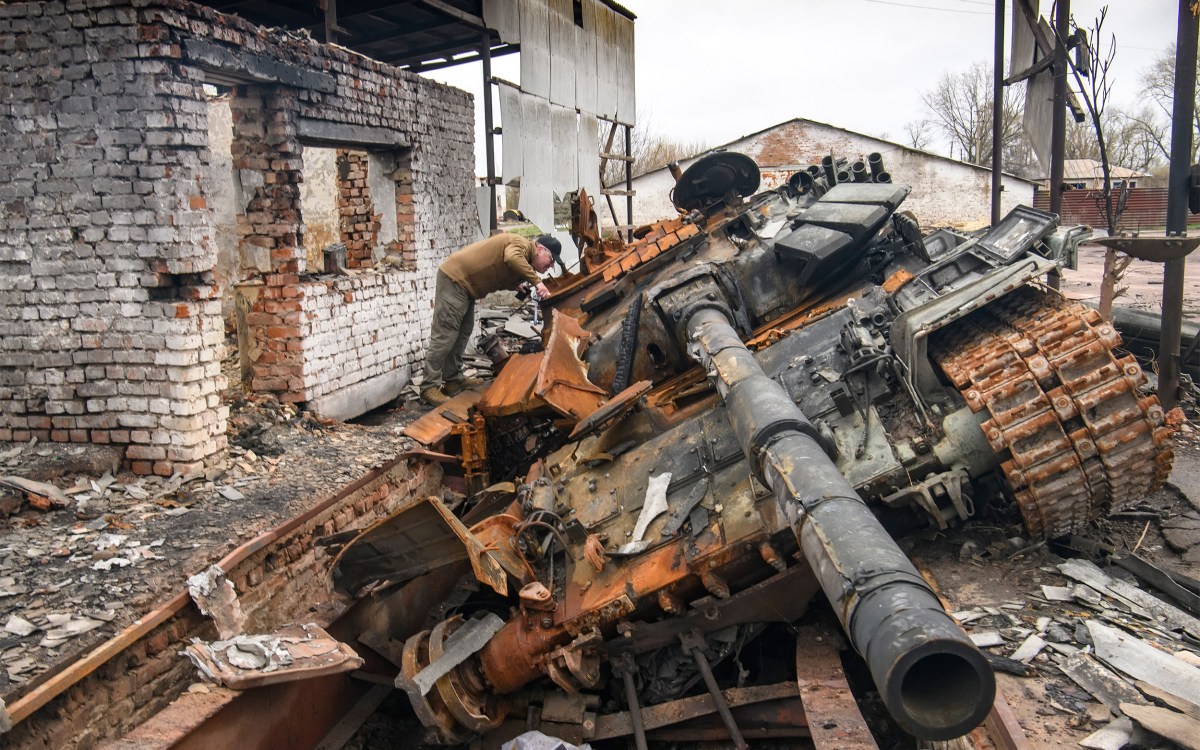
[187,565,246,640]
[183,623,363,690]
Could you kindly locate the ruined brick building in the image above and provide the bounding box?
[0,0,481,477]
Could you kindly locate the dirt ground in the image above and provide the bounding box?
[1,245,1198,747]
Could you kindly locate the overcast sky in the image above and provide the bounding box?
[424,0,1184,175]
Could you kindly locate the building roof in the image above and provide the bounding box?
[1058,159,1148,181]
[194,0,634,72]
[632,117,1039,186]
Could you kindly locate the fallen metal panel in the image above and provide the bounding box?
[574,0,598,115]
[793,630,880,750]
[577,112,601,202]
[477,353,546,417]
[408,613,505,695]
[499,82,523,185]
[402,387,485,446]
[519,0,550,100]
[551,104,579,200]
[184,623,364,691]
[547,0,576,108]
[536,312,608,420]
[484,0,521,44]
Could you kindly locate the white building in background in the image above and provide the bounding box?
[628,118,1037,231]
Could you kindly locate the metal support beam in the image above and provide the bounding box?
[1047,0,1070,291]
[1161,0,1199,410]
[322,0,338,44]
[481,31,497,233]
[624,124,634,241]
[992,0,1005,226]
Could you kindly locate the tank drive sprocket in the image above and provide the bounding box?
[932,287,1174,538]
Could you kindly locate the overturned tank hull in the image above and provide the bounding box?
[332,153,1174,746]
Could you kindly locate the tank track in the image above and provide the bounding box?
[931,287,1173,539]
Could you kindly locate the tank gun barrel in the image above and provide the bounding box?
[679,300,995,740]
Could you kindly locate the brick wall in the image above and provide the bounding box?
[4,456,443,749]
[0,0,227,476]
[336,150,378,269]
[0,0,479,472]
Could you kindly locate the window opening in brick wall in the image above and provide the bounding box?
[203,89,239,323]
[300,146,340,271]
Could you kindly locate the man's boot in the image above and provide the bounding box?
[444,376,485,395]
[421,385,451,406]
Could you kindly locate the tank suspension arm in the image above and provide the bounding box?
[678,300,995,741]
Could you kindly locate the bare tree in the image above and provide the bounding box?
[600,117,709,187]
[1061,7,1131,318]
[1139,42,1200,161]
[921,61,1028,166]
[903,119,934,150]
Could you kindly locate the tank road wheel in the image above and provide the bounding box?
[932,287,1173,539]
[427,616,505,735]
[399,628,473,745]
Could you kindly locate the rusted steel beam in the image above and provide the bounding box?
[794,629,880,750]
[984,691,1032,750]
[592,682,800,740]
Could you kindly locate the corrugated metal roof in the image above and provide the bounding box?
[192,0,634,72]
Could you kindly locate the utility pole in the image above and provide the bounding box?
[991,0,1005,226]
[1047,0,1070,290]
[1160,0,1199,410]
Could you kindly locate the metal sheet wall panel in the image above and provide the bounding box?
[577,113,601,221]
[1010,0,1039,76]
[594,1,619,120]
[614,10,635,125]
[519,0,550,99]
[1032,188,1168,230]
[520,93,554,233]
[551,105,579,197]
[475,185,491,238]
[548,0,576,107]
[575,0,599,115]
[485,0,522,45]
[500,83,524,184]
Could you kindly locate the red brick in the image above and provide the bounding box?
[130,461,153,475]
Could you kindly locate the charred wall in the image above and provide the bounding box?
[0,0,478,474]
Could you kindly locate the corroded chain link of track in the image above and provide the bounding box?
[931,287,1173,539]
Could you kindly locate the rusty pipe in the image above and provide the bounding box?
[680,304,994,741]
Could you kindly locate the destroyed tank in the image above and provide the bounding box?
[331,152,1174,746]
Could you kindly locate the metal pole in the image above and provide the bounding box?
[480,31,498,233]
[1161,0,1199,411]
[624,123,633,241]
[1047,0,1070,290]
[992,0,1005,226]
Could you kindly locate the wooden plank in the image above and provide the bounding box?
[793,628,879,750]
[593,682,798,740]
[600,188,635,196]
